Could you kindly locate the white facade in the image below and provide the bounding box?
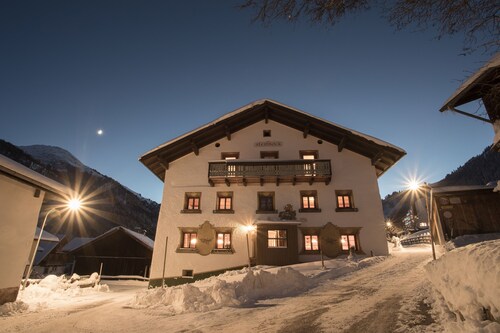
[146,112,402,286]
[0,155,69,304]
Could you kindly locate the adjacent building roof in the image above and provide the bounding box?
[440,53,500,112]
[432,184,497,194]
[34,227,60,242]
[0,154,71,197]
[66,226,154,253]
[140,99,406,180]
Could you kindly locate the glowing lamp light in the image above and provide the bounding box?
[311,238,318,243]
[242,225,256,233]
[68,198,82,211]
[190,238,197,245]
[217,239,223,245]
[386,221,392,227]
[408,180,420,191]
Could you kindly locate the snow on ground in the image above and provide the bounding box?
[0,243,498,333]
[425,239,500,333]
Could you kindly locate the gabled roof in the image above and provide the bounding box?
[440,53,500,111]
[140,99,406,180]
[62,237,93,252]
[67,226,154,253]
[0,154,71,197]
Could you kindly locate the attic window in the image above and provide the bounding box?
[263,130,271,137]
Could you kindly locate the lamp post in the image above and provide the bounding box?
[22,198,81,289]
[408,180,436,261]
[243,225,256,268]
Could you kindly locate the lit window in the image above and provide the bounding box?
[304,235,319,251]
[216,232,231,249]
[341,235,357,251]
[300,151,318,176]
[182,232,197,249]
[302,195,316,209]
[216,192,233,211]
[336,190,356,211]
[268,229,287,248]
[183,192,201,213]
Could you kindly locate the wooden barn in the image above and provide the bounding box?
[429,184,500,244]
[69,226,154,278]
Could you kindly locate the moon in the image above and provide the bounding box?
[97,129,104,136]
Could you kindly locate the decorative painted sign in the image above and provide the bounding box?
[254,141,283,147]
[196,221,216,256]
[319,222,341,258]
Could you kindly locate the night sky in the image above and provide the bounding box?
[0,1,494,203]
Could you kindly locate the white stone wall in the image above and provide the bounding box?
[0,174,45,302]
[150,120,389,280]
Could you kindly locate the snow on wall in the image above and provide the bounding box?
[425,240,500,332]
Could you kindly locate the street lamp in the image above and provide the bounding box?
[242,225,256,268]
[22,197,82,289]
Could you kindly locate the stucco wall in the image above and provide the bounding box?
[0,174,45,304]
[150,120,389,281]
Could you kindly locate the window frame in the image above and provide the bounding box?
[341,234,358,251]
[256,192,277,214]
[212,227,235,254]
[214,192,234,214]
[299,190,321,212]
[267,229,288,248]
[260,151,279,159]
[335,190,358,212]
[181,192,202,213]
[177,227,199,253]
[304,234,320,251]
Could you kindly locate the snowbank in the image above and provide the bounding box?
[425,240,500,332]
[0,273,108,316]
[132,256,386,315]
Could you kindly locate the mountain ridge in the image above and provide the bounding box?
[0,139,159,239]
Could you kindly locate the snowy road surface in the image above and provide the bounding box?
[1,247,439,333]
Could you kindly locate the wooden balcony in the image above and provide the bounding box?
[208,160,332,186]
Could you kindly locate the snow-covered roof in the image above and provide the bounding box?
[62,237,94,252]
[140,99,406,180]
[432,184,497,194]
[440,53,500,111]
[34,227,60,242]
[34,240,60,266]
[66,226,154,253]
[0,154,71,197]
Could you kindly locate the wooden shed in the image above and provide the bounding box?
[69,226,154,278]
[430,185,500,245]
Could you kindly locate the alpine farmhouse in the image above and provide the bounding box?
[140,100,406,286]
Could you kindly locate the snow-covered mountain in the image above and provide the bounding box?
[0,139,159,239]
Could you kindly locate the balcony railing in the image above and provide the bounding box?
[208,159,332,186]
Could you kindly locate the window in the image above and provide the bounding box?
[221,152,239,160]
[216,232,232,249]
[300,150,318,176]
[260,151,279,159]
[214,192,234,213]
[263,130,271,137]
[337,195,351,208]
[182,192,201,213]
[341,235,358,251]
[221,152,239,177]
[182,232,197,249]
[300,191,321,212]
[257,192,276,213]
[268,230,287,248]
[304,235,319,251]
[336,190,358,212]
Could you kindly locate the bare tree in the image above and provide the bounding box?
[240,0,499,54]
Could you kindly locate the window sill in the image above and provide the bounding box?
[176,248,198,254]
[335,208,359,212]
[211,249,234,254]
[180,209,202,214]
[213,209,235,214]
[256,210,278,214]
[299,208,322,213]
